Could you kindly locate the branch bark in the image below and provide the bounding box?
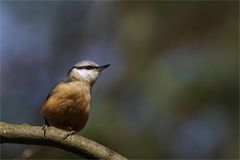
[0,121,127,160]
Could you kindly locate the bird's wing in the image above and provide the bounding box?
[44,85,56,101]
[41,84,58,125]
[43,65,77,105]
[44,67,73,101]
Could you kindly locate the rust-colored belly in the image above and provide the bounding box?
[41,82,91,132]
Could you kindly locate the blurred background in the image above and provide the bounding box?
[0,1,239,159]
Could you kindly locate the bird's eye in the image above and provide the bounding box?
[86,66,92,69]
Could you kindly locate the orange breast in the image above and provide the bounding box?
[41,82,91,132]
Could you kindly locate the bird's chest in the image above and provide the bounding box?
[42,82,91,131]
[52,83,91,113]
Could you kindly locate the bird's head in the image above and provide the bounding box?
[68,60,110,85]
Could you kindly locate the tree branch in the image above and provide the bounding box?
[0,121,127,160]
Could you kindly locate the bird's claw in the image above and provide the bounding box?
[63,131,76,139]
[42,124,48,137]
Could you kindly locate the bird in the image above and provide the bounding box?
[41,60,110,139]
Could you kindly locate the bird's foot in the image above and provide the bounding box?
[42,124,48,137]
[63,131,76,139]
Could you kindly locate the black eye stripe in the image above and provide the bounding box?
[73,65,98,70]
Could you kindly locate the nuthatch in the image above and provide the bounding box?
[41,60,110,138]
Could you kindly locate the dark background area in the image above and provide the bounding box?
[0,1,239,159]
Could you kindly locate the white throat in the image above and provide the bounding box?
[77,69,99,80]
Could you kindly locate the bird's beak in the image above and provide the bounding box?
[98,64,110,71]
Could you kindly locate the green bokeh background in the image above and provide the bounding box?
[1,1,239,159]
